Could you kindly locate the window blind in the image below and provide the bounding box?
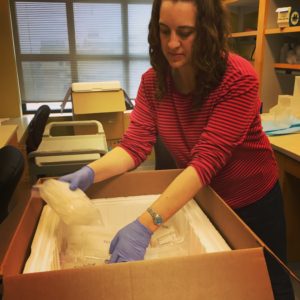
[10,0,152,112]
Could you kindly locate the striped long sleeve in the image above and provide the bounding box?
[120,53,278,209]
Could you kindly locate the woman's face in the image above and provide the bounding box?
[159,0,197,71]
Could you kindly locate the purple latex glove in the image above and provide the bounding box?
[109,219,153,263]
[59,166,94,191]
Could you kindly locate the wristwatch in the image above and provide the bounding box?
[147,207,163,225]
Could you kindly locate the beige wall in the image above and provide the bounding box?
[0,0,21,118]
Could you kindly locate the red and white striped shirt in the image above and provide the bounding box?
[120,53,278,209]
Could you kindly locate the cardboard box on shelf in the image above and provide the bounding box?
[276,7,291,28]
[72,90,126,140]
[0,170,275,300]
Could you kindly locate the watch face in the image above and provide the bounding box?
[147,207,163,225]
[154,215,163,225]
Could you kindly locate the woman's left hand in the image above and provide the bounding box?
[109,219,152,263]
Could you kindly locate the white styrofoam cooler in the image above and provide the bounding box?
[24,195,230,274]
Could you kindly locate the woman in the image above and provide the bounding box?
[60,0,294,298]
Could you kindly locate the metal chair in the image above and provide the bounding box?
[25,105,51,154]
[154,136,177,170]
[28,120,108,183]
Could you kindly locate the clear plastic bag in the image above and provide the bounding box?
[39,179,103,226]
[60,225,113,268]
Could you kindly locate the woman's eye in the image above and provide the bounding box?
[177,30,194,39]
[159,28,170,35]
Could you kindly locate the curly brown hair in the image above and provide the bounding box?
[148,0,231,105]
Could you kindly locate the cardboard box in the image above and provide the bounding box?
[276,7,291,28]
[74,112,124,141]
[72,90,126,140]
[72,90,125,115]
[124,110,132,131]
[0,170,275,300]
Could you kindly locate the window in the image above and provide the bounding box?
[10,0,152,113]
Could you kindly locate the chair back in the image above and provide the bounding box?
[0,145,24,223]
[26,105,50,154]
[154,136,177,170]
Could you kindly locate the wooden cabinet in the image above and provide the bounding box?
[269,134,300,261]
[225,0,300,112]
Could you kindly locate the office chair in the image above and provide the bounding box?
[27,120,108,183]
[0,145,24,223]
[154,136,177,170]
[26,105,51,154]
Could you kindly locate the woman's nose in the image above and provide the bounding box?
[168,32,180,49]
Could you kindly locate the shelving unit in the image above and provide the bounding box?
[231,30,257,38]
[226,0,300,112]
[226,1,300,263]
[274,63,300,71]
[226,0,259,84]
[266,26,300,35]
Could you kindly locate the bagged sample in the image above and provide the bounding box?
[39,179,103,226]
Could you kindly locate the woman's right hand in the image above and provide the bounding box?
[59,166,95,191]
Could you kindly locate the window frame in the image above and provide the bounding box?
[10,0,152,114]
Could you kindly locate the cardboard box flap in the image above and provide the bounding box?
[195,182,300,285]
[252,231,300,285]
[0,192,43,278]
[187,182,300,285]
[71,81,121,92]
[72,90,126,115]
[194,185,261,250]
[87,169,180,198]
[3,248,273,300]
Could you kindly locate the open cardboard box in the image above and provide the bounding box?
[0,169,277,299]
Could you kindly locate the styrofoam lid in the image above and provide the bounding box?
[72,81,121,92]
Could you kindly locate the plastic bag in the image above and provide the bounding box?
[61,225,113,268]
[39,179,103,226]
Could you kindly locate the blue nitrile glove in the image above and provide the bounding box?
[59,166,94,191]
[109,219,153,263]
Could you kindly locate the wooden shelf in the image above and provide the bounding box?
[224,0,256,5]
[274,63,300,71]
[265,26,300,35]
[223,0,238,3]
[230,30,257,38]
